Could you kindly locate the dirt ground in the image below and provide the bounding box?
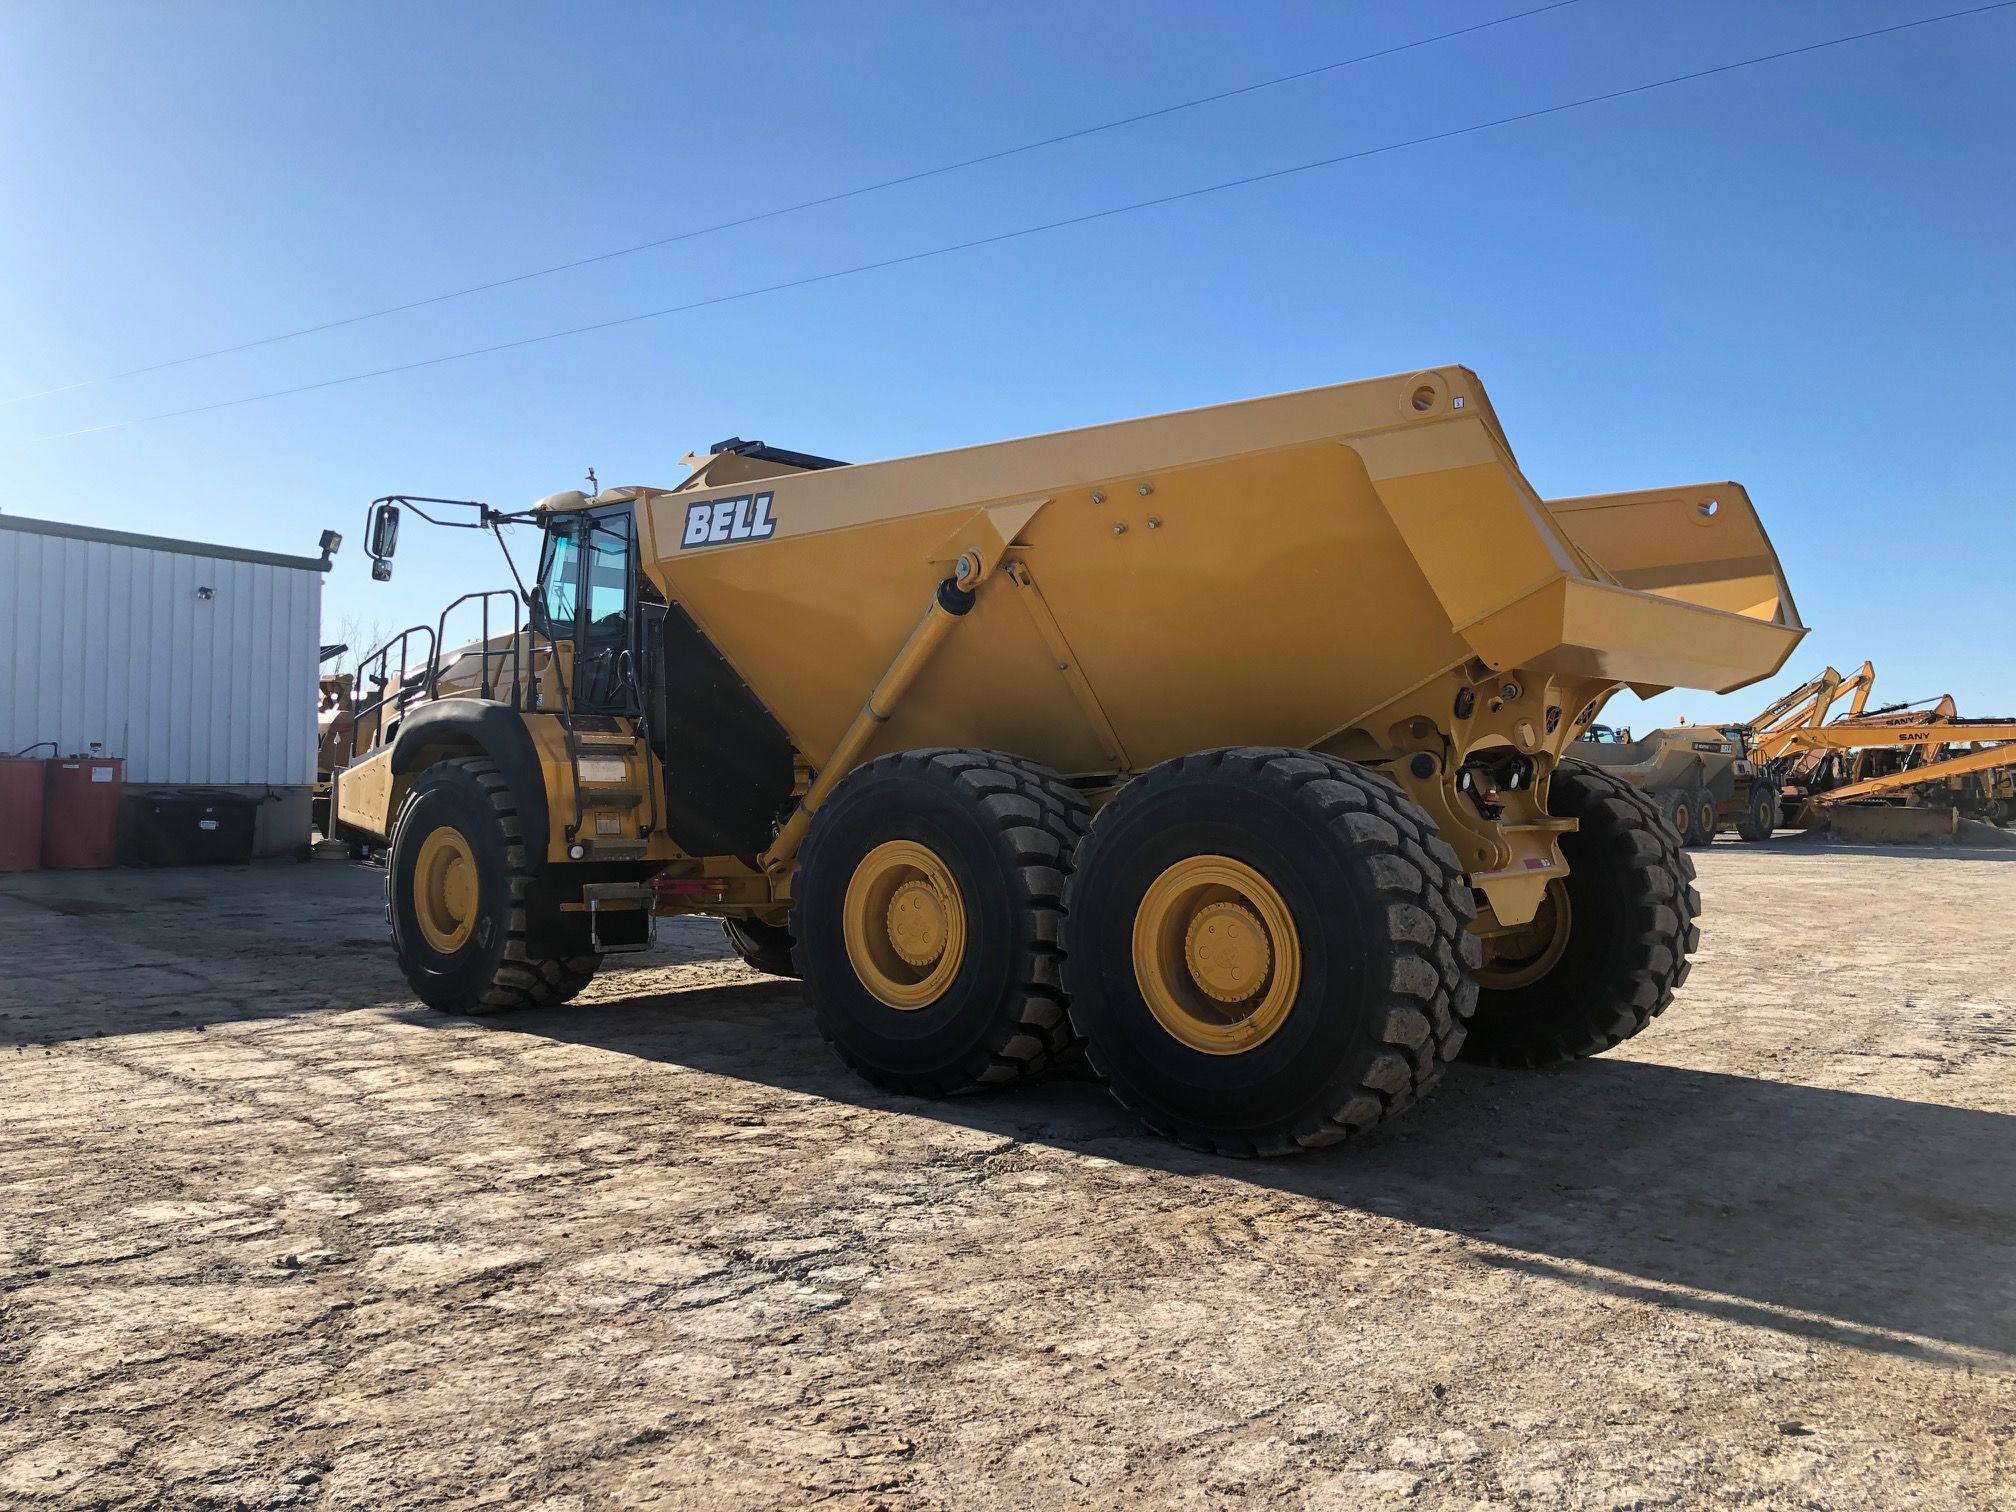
[1,839,2012,1510]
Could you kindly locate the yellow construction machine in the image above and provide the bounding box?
[1566,722,1780,846]
[1564,661,1879,845]
[1777,704,2016,838]
[1747,661,1876,764]
[331,367,1802,1154]
[1734,662,2015,837]
[1989,766,2016,827]
[312,647,357,844]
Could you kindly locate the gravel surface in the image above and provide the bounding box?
[1,839,2012,1509]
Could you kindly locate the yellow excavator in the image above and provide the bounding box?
[1747,661,1876,762]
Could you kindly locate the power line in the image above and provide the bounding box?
[34,0,2016,443]
[1,0,1587,405]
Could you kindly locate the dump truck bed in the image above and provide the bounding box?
[630,366,1803,779]
[1570,727,1744,785]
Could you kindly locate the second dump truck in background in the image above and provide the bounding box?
[333,367,1804,1154]
[1569,723,1784,846]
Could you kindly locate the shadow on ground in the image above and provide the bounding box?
[480,976,2016,1366]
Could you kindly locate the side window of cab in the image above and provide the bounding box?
[582,514,632,635]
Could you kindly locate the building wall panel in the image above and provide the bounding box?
[0,527,320,786]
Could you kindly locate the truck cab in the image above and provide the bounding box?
[329,447,838,976]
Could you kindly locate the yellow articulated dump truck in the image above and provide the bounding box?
[1567,723,1783,846]
[334,367,1802,1154]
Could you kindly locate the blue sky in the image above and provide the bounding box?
[3,0,2012,728]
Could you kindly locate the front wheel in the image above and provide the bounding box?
[1688,787,1719,848]
[1060,748,1478,1156]
[1736,782,1780,842]
[387,757,600,1014]
[1461,762,1699,1067]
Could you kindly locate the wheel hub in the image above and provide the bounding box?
[413,826,478,954]
[1131,855,1301,1056]
[886,878,949,967]
[1183,901,1271,1003]
[1475,876,1572,991]
[842,840,968,1011]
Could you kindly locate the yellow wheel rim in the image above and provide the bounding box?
[842,840,968,1010]
[413,826,479,954]
[1131,855,1301,1055]
[1475,878,1572,991]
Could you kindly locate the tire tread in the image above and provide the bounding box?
[794,748,1091,1095]
[1064,745,1479,1156]
[1463,761,1698,1067]
[388,755,600,1014]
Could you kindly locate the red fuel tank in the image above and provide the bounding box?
[43,755,123,869]
[0,756,47,871]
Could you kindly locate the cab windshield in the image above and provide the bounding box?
[535,526,581,634]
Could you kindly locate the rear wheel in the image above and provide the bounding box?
[387,756,600,1013]
[1061,748,1478,1156]
[1461,762,1698,1067]
[1688,788,1719,847]
[1652,788,1694,845]
[722,917,799,977]
[793,749,1090,1095]
[1736,781,1779,842]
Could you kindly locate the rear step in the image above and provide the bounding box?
[580,881,656,954]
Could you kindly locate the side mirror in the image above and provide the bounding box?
[366,502,401,562]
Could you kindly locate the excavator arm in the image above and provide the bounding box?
[1748,661,1878,761]
[1814,741,2016,805]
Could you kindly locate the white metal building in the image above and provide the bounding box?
[0,513,331,856]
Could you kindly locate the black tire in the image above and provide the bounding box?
[1652,787,1694,845]
[1461,762,1699,1068]
[722,917,800,977]
[1688,787,1719,848]
[1736,781,1779,842]
[387,756,600,1014]
[793,748,1090,1095]
[1060,747,1479,1157]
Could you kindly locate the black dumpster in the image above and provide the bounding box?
[129,791,260,866]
